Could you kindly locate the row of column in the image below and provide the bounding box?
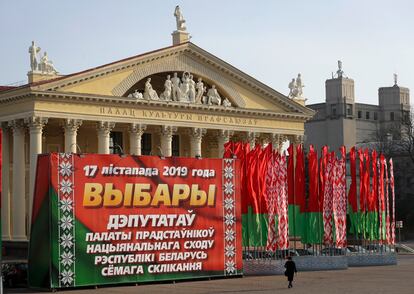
[1,117,303,241]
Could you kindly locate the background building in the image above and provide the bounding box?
[305,63,413,238]
[305,63,410,151]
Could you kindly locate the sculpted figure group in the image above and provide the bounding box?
[28,41,58,74]
[288,73,304,99]
[129,72,232,108]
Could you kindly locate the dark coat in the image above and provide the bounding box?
[284,260,297,281]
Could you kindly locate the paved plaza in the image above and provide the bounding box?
[6,255,414,294]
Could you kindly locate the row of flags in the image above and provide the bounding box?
[223,141,396,250]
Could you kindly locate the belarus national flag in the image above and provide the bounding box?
[302,145,324,244]
[288,144,306,238]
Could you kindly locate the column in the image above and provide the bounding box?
[1,124,11,240]
[294,134,304,146]
[97,121,115,154]
[26,116,48,226]
[129,123,146,155]
[271,133,281,150]
[189,128,206,157]
[159,126,177,157]
[63,119,82,153]
[247,131,258,149]
[9,120,27,240]
[217,129,233,157]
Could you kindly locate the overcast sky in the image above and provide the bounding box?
[1,0,413,105]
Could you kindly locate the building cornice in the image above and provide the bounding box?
[0,90,313,122]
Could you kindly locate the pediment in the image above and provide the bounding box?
[33,42,313,116]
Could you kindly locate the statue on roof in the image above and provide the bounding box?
[39,52,58,74]
[296,73,304,97]
[288,78,296,98]
[174,5,187,31]
[288,73,304,99]
[336,60,344,78]
[29,41,41,72]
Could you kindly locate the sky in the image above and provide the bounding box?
[1,0,413,105]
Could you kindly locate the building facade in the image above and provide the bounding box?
[305,64,411,151]
[0,24,313,244]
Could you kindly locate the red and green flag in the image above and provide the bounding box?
[303,145,323,244]
[333,146,347,248]
[366,150,378,240]
[348,147,359,235]
[378,154,386,243]
[288,144,306,238]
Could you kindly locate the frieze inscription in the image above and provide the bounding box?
[99,107,258,126]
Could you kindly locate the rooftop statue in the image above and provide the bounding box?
[337,60,344,78]
[174,5,187,31]
[28,41,41,72]
[39,52,58,74]
[288,73,304,99]
[28,41,58,74]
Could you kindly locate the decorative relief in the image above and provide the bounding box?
[128,71,232,107]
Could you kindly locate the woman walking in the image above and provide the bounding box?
[284,256,297,288]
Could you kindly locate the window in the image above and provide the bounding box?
[142,133,152,155]
[390,112,394,121]
[346,104,353,116]
[358,111,362,119]
[172,135,180,156]
[331,104,337,117]
[374,112,378,120]
[109,131,123,154]
[403,111,410,122]
[365,112,370,120]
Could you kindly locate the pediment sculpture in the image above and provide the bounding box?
[127,72,233,108]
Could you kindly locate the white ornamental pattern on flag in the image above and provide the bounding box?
[276,154,289,250]
[333,156,347,248]
[323,155,334,246]
[389,159,396,245]
[57,153,76,287]
[265,151,278,251]
[384,158,391,244]
[378,158,385,244]
[222,159,238,276]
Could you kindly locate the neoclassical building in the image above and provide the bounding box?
[0,14,313,245]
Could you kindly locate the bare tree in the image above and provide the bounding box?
[372,107,414,164]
